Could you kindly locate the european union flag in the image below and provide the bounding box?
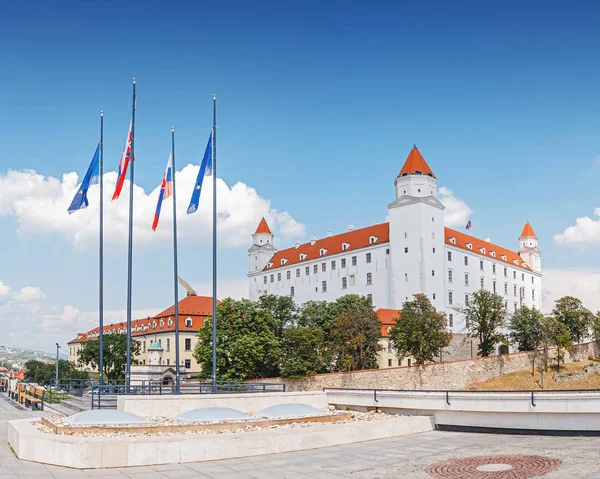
[187,133,213,214]
[68,144,100,214]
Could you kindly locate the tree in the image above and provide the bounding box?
[508,306,544,352]
[541,316,572,371]
[457,289,507,357]
[257,294,298,338]
[329,295,382,371]
[280,326,326,379]
[77,333,140,381]
[390,294,452,365]
[24,359,87,385]
[593,312,600,341]
[552,296,593,344]
[194,298,281,381]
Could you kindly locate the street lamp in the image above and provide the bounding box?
[55,343,61,387]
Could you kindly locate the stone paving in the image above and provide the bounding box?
[1,393,600,478]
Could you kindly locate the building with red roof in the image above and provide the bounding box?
[248,146,542,349]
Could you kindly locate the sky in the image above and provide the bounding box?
[2,0,600,353]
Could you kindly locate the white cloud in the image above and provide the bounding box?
[542,268,600,313]
[438,186,473,228]
[0,281,10,300]
[13,286,46,302]
[554,208,600,249]
[0,166,305,251]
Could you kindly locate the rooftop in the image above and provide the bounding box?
[398,145,435,178]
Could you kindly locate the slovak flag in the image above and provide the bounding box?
[112,120,133,201]
[466,219,472,230]
[152,153,174,231]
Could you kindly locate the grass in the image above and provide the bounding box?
[468,358,600,390]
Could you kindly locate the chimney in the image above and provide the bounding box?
[348,224,355,231]
[310,235,317,246]
[485,238,491,243]
[294,239,300,249]
[326,231,333,237]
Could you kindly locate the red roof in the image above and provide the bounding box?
[377,308,401,337]
[254,217,272,235]
[398,146,435,178]
[68,296,217,344]
[265,223,390,271]
[520,221,536,238]
[445,228,531,271]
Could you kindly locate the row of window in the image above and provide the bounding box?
[143,358,193,368]
[141,338,193,353]
[289,273,374,296]
[448,251,534,283]
[448,287,535,306]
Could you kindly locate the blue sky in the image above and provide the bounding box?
[2,0,600,352]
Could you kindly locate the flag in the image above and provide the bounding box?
[466,219,472,230]
[187,133,213,214]
[112,120,133,201]
[152,153,174,231]
[67,144,100,214]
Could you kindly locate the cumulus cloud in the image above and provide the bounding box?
[438,186,473,228]
[13,286,46,302]
[0,281,9,300]
[0,167,305,251]
[554,208,600,249]
[542,268,600,313]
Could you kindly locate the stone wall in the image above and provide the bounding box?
[260,341,599,392]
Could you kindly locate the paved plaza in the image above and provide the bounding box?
[2,396,600,478]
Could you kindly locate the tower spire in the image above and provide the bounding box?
[398,146,435,178]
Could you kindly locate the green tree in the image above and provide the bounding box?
[24,359,87,385]
[280,326,326,378]
[329,295,382,371]
[77,333,140,381]
[457,289,507,357]
[508,306,544,352]
[541,316,573,371]
[257,294,298,337]
[194,298,281,381]
[390,294,452,365]
[552,296,593,344]
[593,312,600,341]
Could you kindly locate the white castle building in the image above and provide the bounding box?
[248,146,542,333]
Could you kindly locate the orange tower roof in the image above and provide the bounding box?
[520,221,536,238]
[398,146,435,178]
[254,217,272,235]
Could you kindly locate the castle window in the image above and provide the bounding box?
[185,318,192,328]
[290,286,295,297]
[404,232,408,238]
[287,271,291,280]
[532,289,535,300]
[504,267,507,277]
[322,263,326,272]
[448,251,452,261]
[433,247,436,253]
[366,252,372,263]
[501,255,507,261]
[322,281,327,292]
[342,277,347,289]
[448,314,453,328]
[493,281,496,294]
[166,338,170,351]
[305,267,309,276]
[480,277,484,289]
[319,248,327,256]
[352,256,357,266]
[185,359,191,369]
[492,264,496,274]
[367,272,373,285]
[432,270,435,277]
[386,248,390,255]
[449,237,456,245]
[405,273,408,282]
[331,260,336,270]
[369,236,378,244]
[490,251,496,258]
[433,293,436,299]
[464,256,468,266]
[448,292,453,305]
[513,271,517,279]
[277,272,281,281]
[300,254,307,261]
[514,285,517,296]
[280,259,287,265]
[531,276,534,284]
[480,260,483,270]
[270,274,274,283]
[296,268,300,277]
[263,276,267,284]
[313,264,318,274]
[465,294,469,305]
[405,247,409,254]
[185,338,191,351]
[522,273,525,281]
[464,273,469,286]
[504,283,508,294]
[388,359,392,367]
[167,359,170,365]
[466,243,472,250]
[341,258,346,268]
[342,243,350,251]
[479,247,486,254]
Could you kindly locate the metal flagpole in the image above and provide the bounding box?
[99,111,104,408]
[172,127,180,394]
[126,78,137,391]
[211,94,217,394]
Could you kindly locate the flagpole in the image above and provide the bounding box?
[172,126,180,394]
[99,111,104,408]
[211,94,217,394]
[126,78,136,391]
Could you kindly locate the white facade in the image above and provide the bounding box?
[247,147,542,334]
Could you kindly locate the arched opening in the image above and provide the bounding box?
[498,345,509,355]
[162,376,173,386]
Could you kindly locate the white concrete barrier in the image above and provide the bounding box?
[118,391,329,416]
[326,389,600,432]
[8,415,434,468]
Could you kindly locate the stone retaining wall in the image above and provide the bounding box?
[258,341,599,392]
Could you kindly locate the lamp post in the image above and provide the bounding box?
[55,343,61,387]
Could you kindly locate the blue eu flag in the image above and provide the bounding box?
[187,133,213,214]
[67,144,100,214]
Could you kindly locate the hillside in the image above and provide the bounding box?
[468,359,600,390]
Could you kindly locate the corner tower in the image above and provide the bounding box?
[519,221,541,273]
[388,146,445,310]
[248,218,277,273]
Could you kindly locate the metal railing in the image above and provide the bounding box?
[323,387,600,408]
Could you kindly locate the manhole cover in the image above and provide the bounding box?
[426,455,561,478]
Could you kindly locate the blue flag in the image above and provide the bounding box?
[68,144,100,215]
[187,133,213,214]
